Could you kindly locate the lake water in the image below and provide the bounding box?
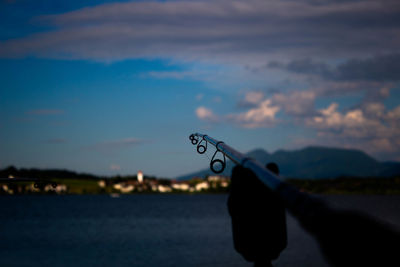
[1,194,399,266]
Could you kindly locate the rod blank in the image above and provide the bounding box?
[190,133,283,191]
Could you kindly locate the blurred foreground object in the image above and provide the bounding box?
[228,164,287,266]
[230,166,400,266]
[189,133,400,266]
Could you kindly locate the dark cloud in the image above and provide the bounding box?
[2,0,400,161]
[336,54,400,81]
[267,59,332,77]
[268,54,400,82]
[0,0,399,63]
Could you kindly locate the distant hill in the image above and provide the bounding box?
[177,146,400,180]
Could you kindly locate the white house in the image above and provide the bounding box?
[158,185,172,193]
[113,183,134,193]
[195,181,209,191]
[137,170,144,183]
[98,180,106,188]
[172,183,190,191]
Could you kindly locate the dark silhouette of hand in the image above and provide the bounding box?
[229,165,400,266]
[228,165,287,265]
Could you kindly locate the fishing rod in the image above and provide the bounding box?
[189,133,285,190]
[189,133,302,206]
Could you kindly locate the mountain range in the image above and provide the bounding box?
[178,146,400,180]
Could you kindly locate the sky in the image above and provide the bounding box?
[1,0,400,178]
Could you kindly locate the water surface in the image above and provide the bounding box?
[1,194,399,266]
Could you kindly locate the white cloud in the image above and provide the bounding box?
[363,102,386,119]
[307,102,400,153]
[201,89,313,128]
[310,103,374,134]
[196,98,279,128]
[237,89,316,118]
[229,99,279,128]
[244,91,264,105]
[272,90,316,116]
[237,91,264,107]
[195,106,218,122]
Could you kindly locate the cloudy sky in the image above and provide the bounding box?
[1,0,400,177]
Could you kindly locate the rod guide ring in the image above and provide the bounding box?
[215,141,224,151]
[197,145,206,154]
[210,159,225,174]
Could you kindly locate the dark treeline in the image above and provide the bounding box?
[287,176,400,195]
[0,166,229,195]
[2,166,400,195]
[0,166,167,181]
[0,166,100,180]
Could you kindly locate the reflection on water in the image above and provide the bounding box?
[0,195,399,266]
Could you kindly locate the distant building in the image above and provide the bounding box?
[113,183,134,193]
[119,184,134,193]
[44,184,67,194]
[207,175,222,182]
[220,181,229,187]
[148,180,158,191]
[98,180,106,188]
[113,183,122,190]
[2,184,11,193]
[137,170,144,183]
[172,182,189,191]
[56,184,68,193]
[207,175,229,188]
[195,181,209,191]
[158,185,172,193]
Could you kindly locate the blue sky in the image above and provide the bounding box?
[1,0,400,178]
